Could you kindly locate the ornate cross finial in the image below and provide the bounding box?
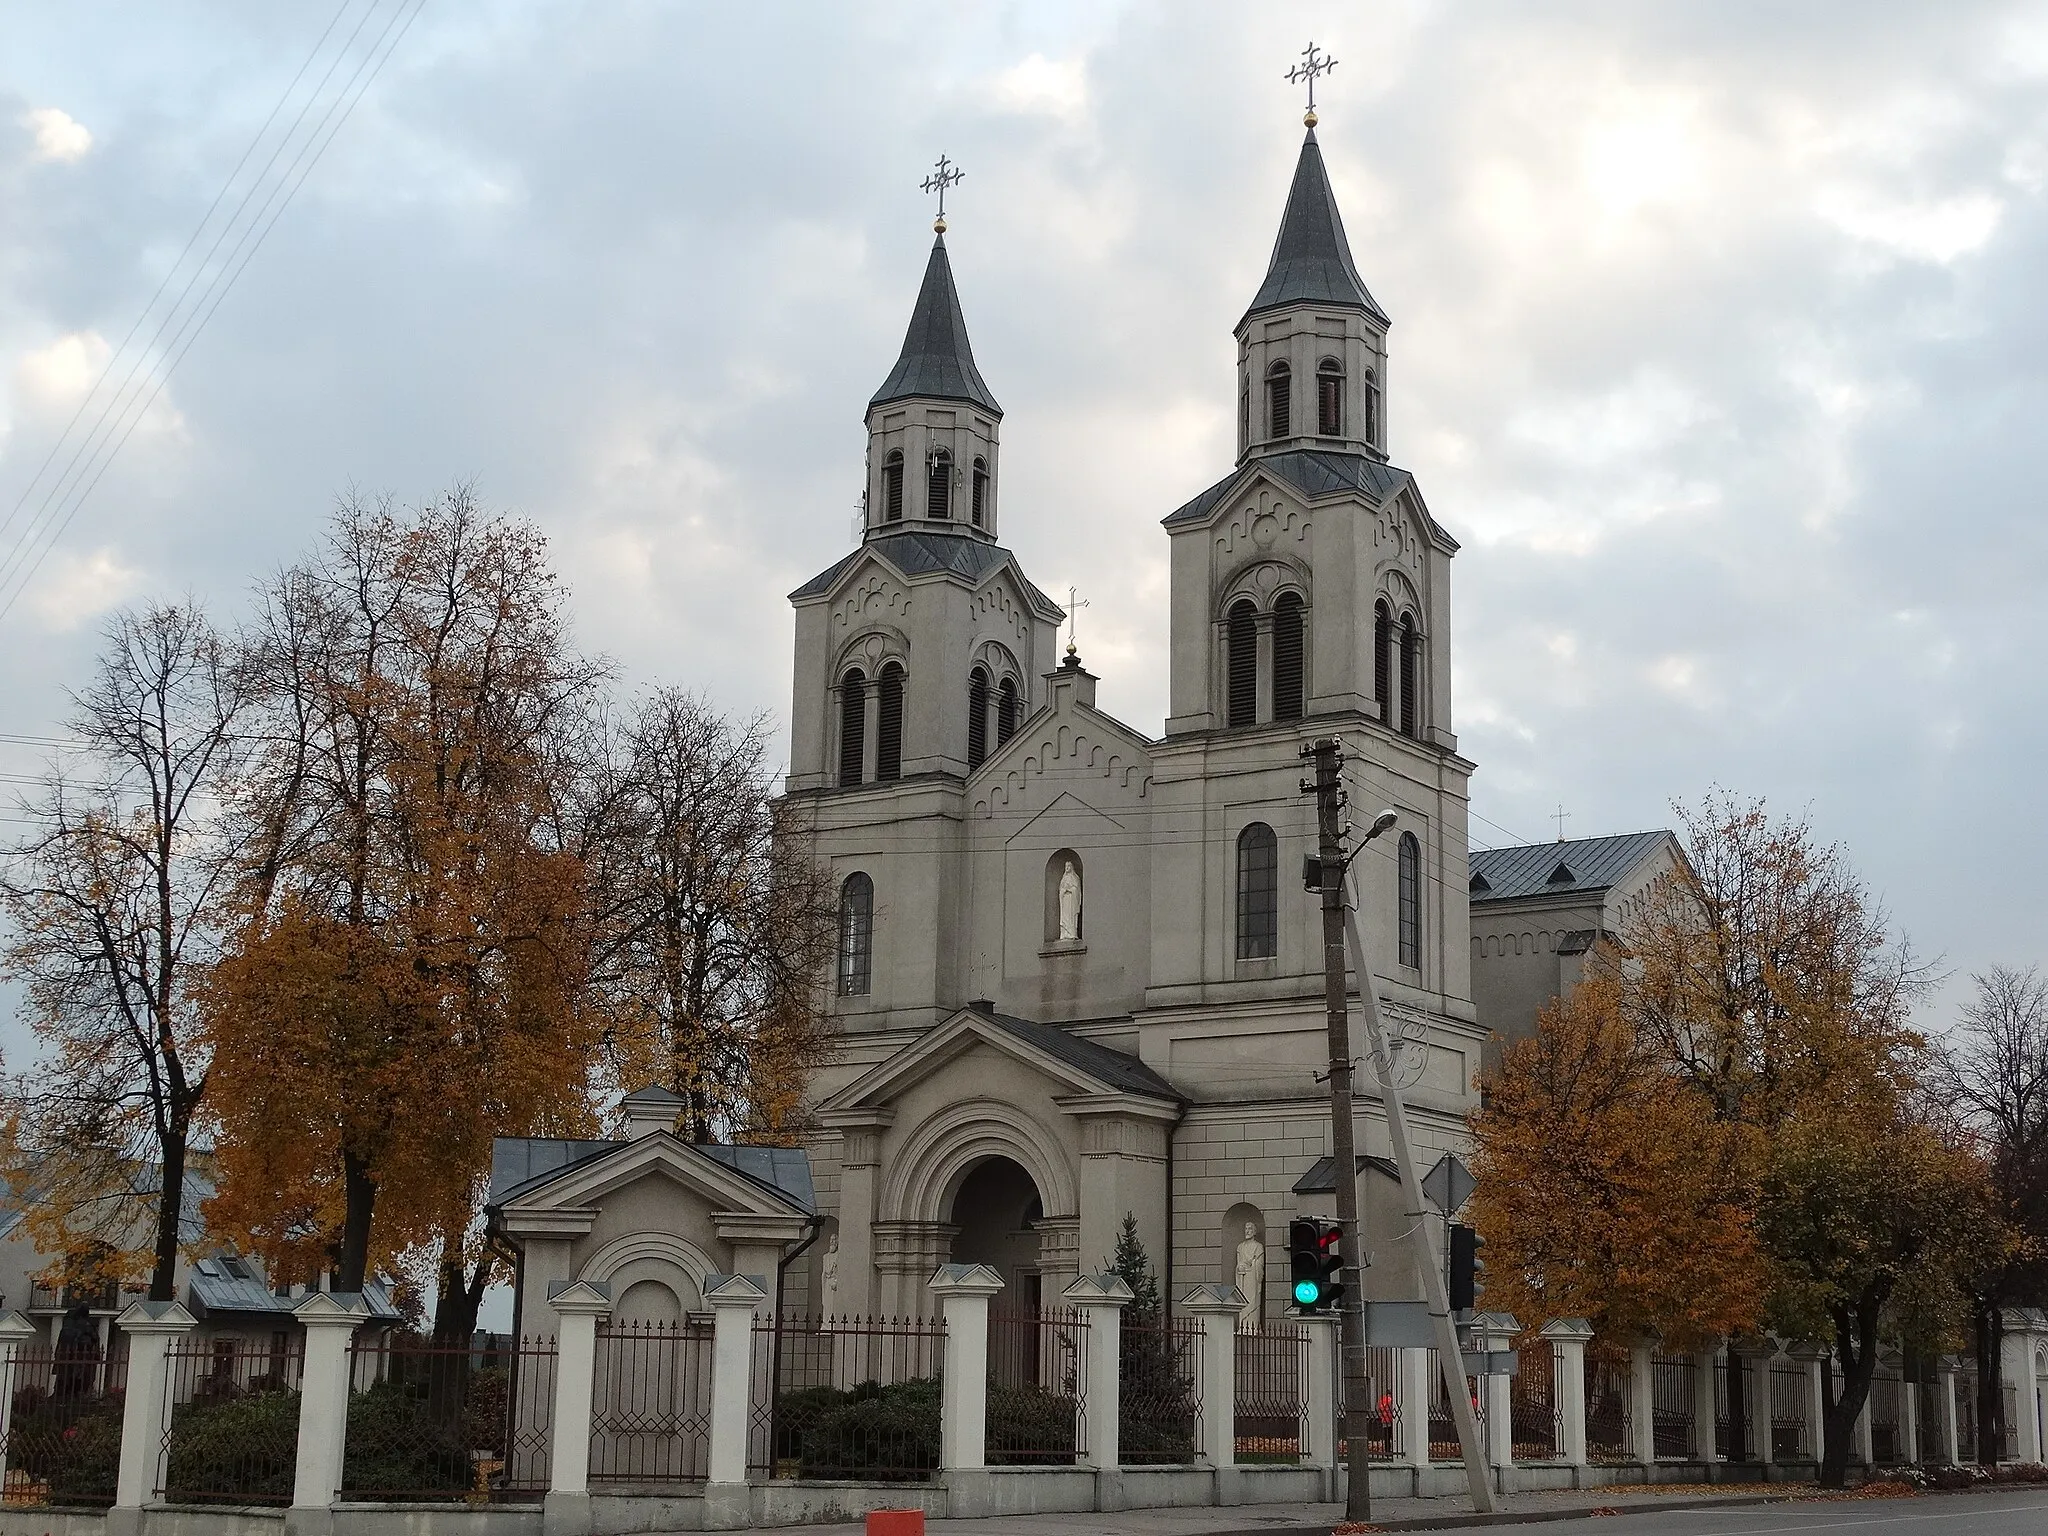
[1285,41,1337,126]
[921,154,965,233]
[1553,804,1571,842]
[1065,586,1090,658]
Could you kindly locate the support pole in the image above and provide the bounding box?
[1336,781,1495,1514]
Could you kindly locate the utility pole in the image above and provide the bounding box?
[1303,738,1371,1521]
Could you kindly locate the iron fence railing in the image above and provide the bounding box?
[1232,1324,1307,1463]
[1509,1340,1560,1461]
[1917,1379,1945,1462]
[341,1333,553,1502]
[985,1307,1085,1466]
[1955,1373,1978,1462]
[746,1313,946,1481]
[1587,1357,1630,1463]
[1119,1318,1202,1465]
[1650,1354,1695,1459]
[1426,1350,1484,1462]
[1769,1363,1808,1461]
[588,1320,713,1485]
[159,1336,303,1505]
[0,1344,128,1507]
[1868,1371,1902,1464]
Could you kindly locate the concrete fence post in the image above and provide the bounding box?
[1694,1344,1722,1466]
[1180,1284,1244,1478]
[1999,1312,2046,1464]
[1732,1339,1775,1468]
[1063,1273,1132,1474]
[289,1291,370,1535]
[0,1311,39,1491]
[1398,1347,1431,1469]
[704,1274,768,1487]
[1899,1368,1920,1466]
[929,1263,1004,1471]
[542,1279,613,1536]
[1542,1319,1594,1469]
[1853,1382,1874,1467]
[1783,1343,1826,1465]
[109,1299,197,1531]
[1472,1313,1519,1472]
[1299,1313,1340,1478]
[1628,1341,1657,1466]
[1936,1356,1962,1464]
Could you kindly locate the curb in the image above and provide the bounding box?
[1200,1493,1799,1536]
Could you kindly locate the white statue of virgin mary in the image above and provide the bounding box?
[1057,859,1082,941]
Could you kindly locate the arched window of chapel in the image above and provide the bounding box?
[1399,615,1420,739]
[883,451,905,522]
[996,676,1020,745]
[1273,592,1305,721]
[967,666,990,769]
[971,457,989,528]
[1316,357,1344,437]
[1266,361,1292,439]
[927,448,952,520]
[1236,823,1278,960]
[838,669,866,786]
[1226,600,1258,727]
[1362,366,1381,448]
[876,662,905,780]
[838,873,874,996]
[1373,600,1392,725]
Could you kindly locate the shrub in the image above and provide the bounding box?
[165,1390,300,1504]
[341,1379,476,1497]
[9,1389,124,1506]
[794,1378,940,1481]
[986,1383,1077,1464]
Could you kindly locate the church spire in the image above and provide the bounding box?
[1241,127,1387,327]
[870,234,1002,416]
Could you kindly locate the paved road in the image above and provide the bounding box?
[1518,1494,2048,1536]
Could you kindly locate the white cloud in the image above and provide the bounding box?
[24,547,142,632]
[15,332,111,406]
[24,106,93,164]
[1816,186,2004,265]
[989,54,1088,122]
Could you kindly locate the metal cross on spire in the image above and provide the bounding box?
[1285,40,1338,126]
[1553,804,1572,842]
[1065,586,1090,658]
[921,154,965,233]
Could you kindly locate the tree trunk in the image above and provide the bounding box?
[1819,1304,1882,1489]
[149,1130,188,1302]
[1974,1300,2005,1465]
[430,1245,492,1344]
[337,1151,378,1292]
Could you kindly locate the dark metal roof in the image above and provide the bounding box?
[187,1268,401,1321]
[1242,129,1387,327]
[695,1144,816,1213]
[1161,450,1413,528]
[967,1006,1184,1104]
[486,1134,815,1213]
[789,532,1063,618]
[1468,831,1676,904]
[1292,1155,1402,1195]
[870,235,1001,414]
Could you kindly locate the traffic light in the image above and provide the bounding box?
[1449,1223,1485,1311]
[1289,1217,1345,1312]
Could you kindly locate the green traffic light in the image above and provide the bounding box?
[1294,1279,1321,1305]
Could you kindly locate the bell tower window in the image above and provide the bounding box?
[927,448,952,520]
[883,451,904,522]
[876,662,905,780]
[1363,366,1380,447]
[1399,617,1419,738]
[971,457,989,527]
[1266,361,1292,439]
[1236,822,1278,960]
[1397,832,1421,968]
[838,670,866,786]
[838,873,873,996]
[1226,600,1258,727]
[997,677,1020,745]
[967,667,990,768]
[1374,600,1392,723]
[1317,358,1344,436]
[1273,593,1305,720]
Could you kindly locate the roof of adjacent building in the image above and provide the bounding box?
[966,1005,1185,1104]
[186,1265,402,1322]
[1291,1154,1402,1194]
[790,531,1064,619]
[1467,830,1677,904]
[1242,129,1387,327]
[870,235,1001,415]
[485,1133,816,1213]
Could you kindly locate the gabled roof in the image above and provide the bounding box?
[1162,450,1413,528]
[1241,128,1387,327]
[973,1008,1182,1103]
[186,1267,401,1322]
[789,531,1064,619]
[1292,1154,1401,1195]
[1468,831,1678,904]
[486,1134,815,1213]
[870,235,1001,415]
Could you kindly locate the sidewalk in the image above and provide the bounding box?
[796,1485,1799,1536]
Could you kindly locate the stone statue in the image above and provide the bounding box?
[821,1234,840,1312]
[1057,859,1082,941]
[1234,1222,1265,1332]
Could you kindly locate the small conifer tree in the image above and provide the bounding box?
[1104,1213,1194,1457]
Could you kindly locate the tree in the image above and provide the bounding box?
[1104,1214,1195,1460]
[1926,966,2048,1462]
[201,488,607,1323]
[583,689,834,1142]
[1,603,246,1300]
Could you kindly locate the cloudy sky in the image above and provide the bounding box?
[5,0,2048,1026]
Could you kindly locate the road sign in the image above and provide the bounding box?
[1422,1152,1475,1214]
[1364,1300,1432,1347]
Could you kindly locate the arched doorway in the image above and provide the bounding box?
[948,1155,1044,1312]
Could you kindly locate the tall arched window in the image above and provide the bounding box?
[883,451,905,522]
[1226,600,1258,727]
[1240,387,1250,448]
[1399,617,1419,738]
[1362,366,1381,447]
[1373,600,1392,725]
[997,677,1020,745]
[876,662,904,780]
[1397,832,1421,970]
[1273,592,1305,721]
[1317,357,1344,436]
[967,667,990,769]
[1236,823,1278,960]
[927,448,952,520]
[838,873,874,996]
[838,669,866,786]
[971,457,989,528]
[1266,361,1292,439]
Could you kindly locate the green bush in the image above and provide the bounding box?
[165,1390,300,1504]
[792,1377,940,1481]
[985,1383,1077,1464]
[8,1388,124,1506]
[341,1379,475,1497]
[1121,1412,1197,1464]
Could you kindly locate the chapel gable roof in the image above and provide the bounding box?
[486,1132,815,1214]
[1161,451,1458,553]
[790,532,1063,619]
[1468,830,1679,905]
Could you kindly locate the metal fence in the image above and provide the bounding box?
[502,1336,557,1496]
[1770,1361,1809,1460]
[1587,1357,1630,1463]
[588,1320,713,1485]
[1917,1379,1946,1462]
[1119,1318,1202,1465]
[1426,1350,1483,1462]
[747,1314,946,1481]
[341,1333,554,1502]
[1509,1340,1560,1461]
[0,1343,129,1508]
[1955,1373,1978,1462]
[1233,1325,1308,1463]
[1650,1354,1695,1459]
[985,1307,1085,1465]
[1868,1371,1902,1464]
[1331,1344,1402,1462]
[159,1335,303,1505]
[2001,1383,2018,1462]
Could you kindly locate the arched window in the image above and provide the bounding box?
[1236,823,1278,960]
[1374,600,1392,724]
[967,666,990,769]
[927,447,952,520]
[1362,366,1381,447]
[1317,357,1344,436]
[1266,361,1292,439]
[876,662,904,780]
[1226,600,1258,727]
[997,677,1020,745]
[883,450,904,522]
[1239,387,1250,448]
[1397,833,1421,969]
[1399,617,1419,738]
[1273,592,1305,721]
[971,457,989,528]
[838,669,866,786]
[838,873,874,996]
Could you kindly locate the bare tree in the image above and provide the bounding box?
[1,603,246,1300]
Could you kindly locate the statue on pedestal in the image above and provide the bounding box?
[1234,1222,1265,1332]
[1057,859,1082,941]
[821,1234,840,1314]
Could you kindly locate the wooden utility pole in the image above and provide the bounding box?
[1303,737,1372,1520]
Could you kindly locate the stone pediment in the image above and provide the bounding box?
[1160,450,1458,556]
[816,1006,1182,1120]
[790,533,1064,620]
[971,681,1154,818]
[492,1132,811,1229]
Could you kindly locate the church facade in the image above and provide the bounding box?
[779,124,1484,1329]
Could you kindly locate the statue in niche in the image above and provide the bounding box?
[821,1234,840,1314]
[1234,1222,1265,1333]
[1057,858,1082,942]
